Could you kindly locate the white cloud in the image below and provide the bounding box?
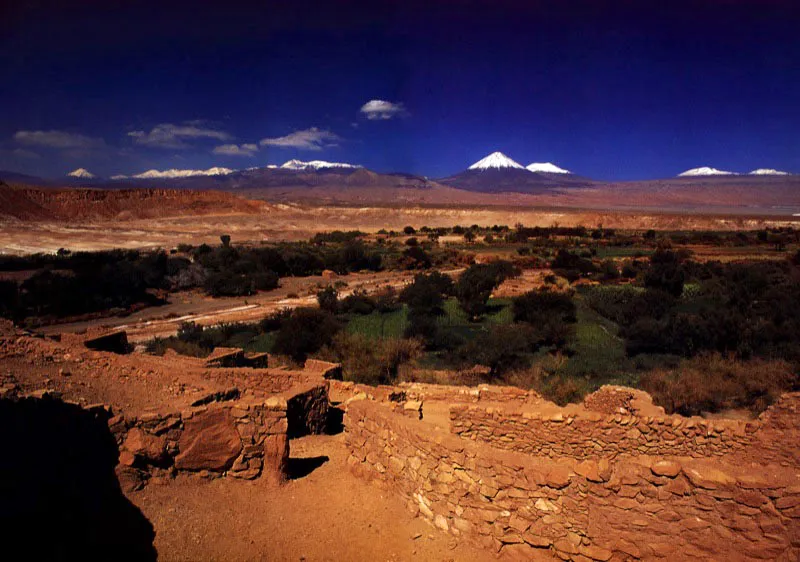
[128,122,233,149]
[359,99,406,120]
[213,143,258,157]
[13,130,106,149]
[259,127,340,150]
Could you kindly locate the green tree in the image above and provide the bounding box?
[273,308,341,362]
[317,286,339,313]
[455,262,514,321]
[512,290,577,347]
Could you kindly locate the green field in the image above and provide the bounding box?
[591,246,654,259]
[345,297,514,341]
[345,306,409,339]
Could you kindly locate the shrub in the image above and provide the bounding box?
[272,308,341,362]
[400,272,451,315]
[145,337,208,358]
[551,249,596,279]
[168,263,207,290]
[311,231,362,244]
[252,270,279,291]
[317,286,339,313]
[373,286,400,313]
[400,246,432,269]
[640,354,797,416]
[204,271,255,297]
[258,309,292,332]
[457,324,537,376]
[339,291,376,315]
[512,290,577,347]
[642,249,686,297]
[599,259,620,280]
[321,332,423,385]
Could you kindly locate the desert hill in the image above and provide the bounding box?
[0,183,265,222]
[3,165,800,215]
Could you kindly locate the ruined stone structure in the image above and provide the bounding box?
[3,317,800,560]
[342,384,800,561]
[0,320,331,490]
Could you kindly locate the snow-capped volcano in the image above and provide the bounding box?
[280,159,362,170]
[749,169,789,176]
[678,167,737,177]
[526,162,571,174]
[467,152,525,170]
[440,152,589,193]
[114,167,235,180]
[67,168,96,179]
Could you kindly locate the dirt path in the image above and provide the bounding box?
[129,433,507,562]
[40,270,424,342]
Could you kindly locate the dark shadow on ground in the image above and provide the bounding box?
[0,396,157,561]
[287,455,329,480]
[326,404,345,435]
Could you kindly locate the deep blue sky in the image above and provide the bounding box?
[1,0,799,180]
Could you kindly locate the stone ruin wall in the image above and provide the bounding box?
[450,393,800,467]
[200,367,316,398]
[110,397,290,491]
[344,392,800,561]
[450,404,755,460]
[111,381,329,490]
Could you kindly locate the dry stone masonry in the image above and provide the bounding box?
[344,386,800,561]
[0,320,332,491]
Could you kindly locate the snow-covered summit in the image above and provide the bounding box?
[677,167,736,177]
[468,152,525,170]
[67,168,96,179]
[280,159,362,170]
[113,167,235,180]
[526,162,571,174]
[749,169,789,176]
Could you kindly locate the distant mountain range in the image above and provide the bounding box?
[2,153,798,212]
[678,166,790,177]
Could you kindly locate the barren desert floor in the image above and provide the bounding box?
[128,433,515,562]
[2,204,799,255]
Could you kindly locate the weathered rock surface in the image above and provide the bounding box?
[175,409,242,471]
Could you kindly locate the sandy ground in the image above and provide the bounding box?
[2,204,799,255]
[128,433,517,562]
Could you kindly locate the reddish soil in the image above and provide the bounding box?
[0,183,265,221]
[0,321,503,561]
[2,182,799,255]
[129,433,500,562]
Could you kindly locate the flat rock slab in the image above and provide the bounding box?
[175,409,242,471]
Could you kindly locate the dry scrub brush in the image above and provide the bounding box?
[640,353,797,416]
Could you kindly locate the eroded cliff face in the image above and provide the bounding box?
[0,184,265,221]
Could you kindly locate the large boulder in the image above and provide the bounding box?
[123,428,167,464]
[175,409,242,471]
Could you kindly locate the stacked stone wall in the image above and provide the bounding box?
[451,393,800,464]
[201,367,314,397]
[110,380,330,489]
[110,397,289,490]
[450,404,754,459]
[345,399,800,561]
[400,382,534,404]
